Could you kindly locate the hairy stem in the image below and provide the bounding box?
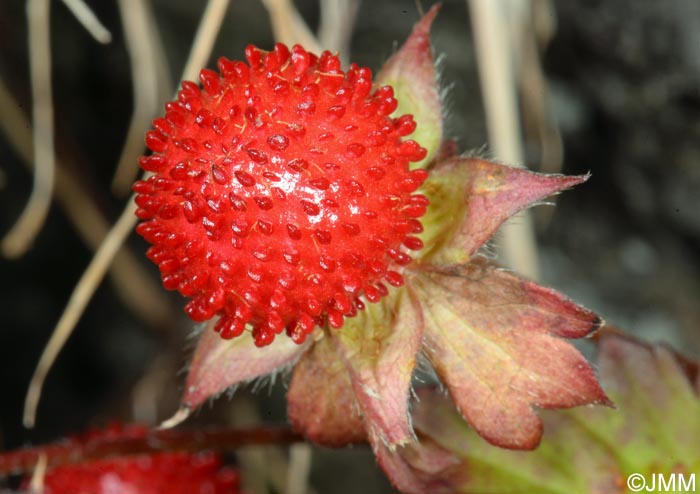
[0,426,305,476]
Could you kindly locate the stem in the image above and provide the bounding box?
[286,443,313,494]
[0,78,175,330]
[467,0,541,281]
[111,0,162,195]
[22,0,233,430]
[59,0,112,43]
[261,0,321,52]
[318,0,360,65]
[0,426,305,476]
[2,0,55,259]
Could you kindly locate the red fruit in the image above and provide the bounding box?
[134,43,428,346]
[21,425,239,494]
[34,451,239,494]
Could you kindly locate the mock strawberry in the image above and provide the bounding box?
[20,425,239,494]
[134,43,428,346]
[33,451,239,494]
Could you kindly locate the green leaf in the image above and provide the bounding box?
[407,331,700,493]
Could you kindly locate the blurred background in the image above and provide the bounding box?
[1,0,699,492]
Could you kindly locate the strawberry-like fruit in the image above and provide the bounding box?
[34,451,239,494]
[134,43,428,347]
[20,425,239,494]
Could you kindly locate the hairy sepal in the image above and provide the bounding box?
[377,4,442,169]
[182,319,310,410]
[333,288,424,448]
[419,157,588,264]
[374,436,459,494]
[287,335,366,447]
[287,289,424,449]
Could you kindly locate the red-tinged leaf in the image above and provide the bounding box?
[407,332,700,493]
[373,435,458,494]
[181,320,310,411]
[376,4,442,168]
[287,335,366,447]
[412,258,608,449]
[420,158,588,264]
[410,388,617,494]
[333,288,424,448]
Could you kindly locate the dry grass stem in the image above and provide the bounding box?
[3,0,55,259]
[27,453,47,494]
[414,0,425,16]
[261,0,321,52]
[286,443,313,494]
[111,0,164,195]
[318,0,360,64]
[23,0,234,429]
[467,0,540,280]
[131,355,178,424]
[148,16,175,103]
[60,0,112,43]
[519,0,562,176]
[0,78,174,330]
[23,200,143,429]
[181,0,232,83]
[234,398,296,494]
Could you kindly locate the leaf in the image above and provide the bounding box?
[376,4,442,169]
[412,258,608,449]
[407,332,700,493]
[594,331,700,470]
[287,334,366,447]
[180,319,310,411]
[412,388,596,494]
[419,158,588,264]
[333,288,424,448]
